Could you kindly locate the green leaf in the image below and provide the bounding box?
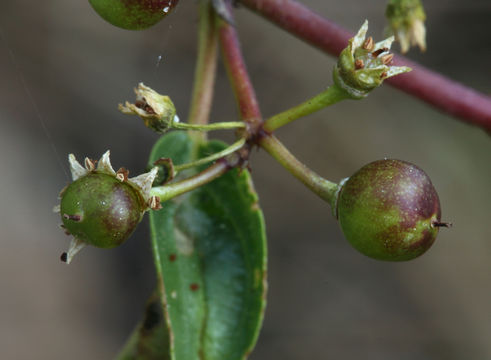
[147,132,267,360]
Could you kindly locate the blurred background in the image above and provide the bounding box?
[1,0,490,359]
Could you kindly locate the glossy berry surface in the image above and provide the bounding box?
[60,172,145,248]
[336,159,441,261]
[89,0,179,30]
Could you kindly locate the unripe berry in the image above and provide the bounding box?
[336,159,446,261]
[60,172,145,249]
[88,0,179,30]
[55,151,159,263]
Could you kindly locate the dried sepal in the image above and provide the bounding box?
[61,238,87,265]
[333,20,411,98]
[119,83,178,133]
[68,154,89,181]
[129,167,159,203]
[97,150,116,175]
[351,20,369,52]
[386,66,411,78]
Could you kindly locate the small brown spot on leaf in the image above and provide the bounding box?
[169,254,177,262]
[190,283,199,291]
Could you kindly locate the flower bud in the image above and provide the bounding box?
[386,0,426,53]
[336,159,448,261]
[333,21,411,99]
[119,83,178,133]
[55,151,159,263]
[88,0,179,30]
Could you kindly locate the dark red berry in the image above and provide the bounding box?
[336,159,443,261]
[88,0,179,30]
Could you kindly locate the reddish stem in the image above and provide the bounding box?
[217,5,263,132]
[239,0,491,132]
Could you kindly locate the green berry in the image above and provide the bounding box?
[60,172,145,248]
[336,159,445,261]
[88,0,179,30]
[56,151,159,263]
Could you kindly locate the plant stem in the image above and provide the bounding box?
[174,138,246,172]
[215,1,340,206]
[212,0,341,207]
[151,159,230,202]
[263,84,349,132]
[239,0,491,132]
[172,120,246,131]
[258,134,339,207]
[217,3,263,131]
[187,0,219,141]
